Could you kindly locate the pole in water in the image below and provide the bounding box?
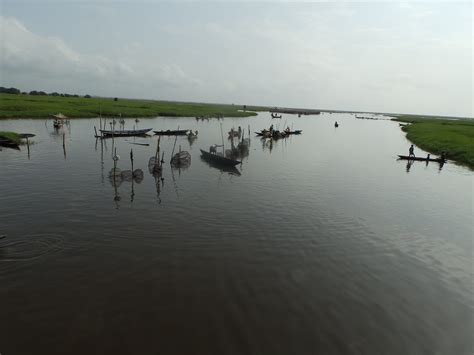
[130,148,134,172]
[220,123,225,155]
[26,137,30,159]
[94,126,98,137]
[63,133,67,159]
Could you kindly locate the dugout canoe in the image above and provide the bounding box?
[397,155,446,163]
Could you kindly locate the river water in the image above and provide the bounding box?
[0,112,472,354]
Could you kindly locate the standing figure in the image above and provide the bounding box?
[409,144,415,157]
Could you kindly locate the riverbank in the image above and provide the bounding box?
[0,94,257,119]
[394,115,474,169]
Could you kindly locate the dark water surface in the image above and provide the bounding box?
[0,113,472,354]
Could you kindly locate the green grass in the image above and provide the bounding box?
[394,115,474,169]
[0,94,257,119]
[0,131,21,144]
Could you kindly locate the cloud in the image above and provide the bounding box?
[0,16,197,97]
[0,2,471,118]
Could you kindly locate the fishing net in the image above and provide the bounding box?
[109,167,144,185]
[148,157,163,176]
[170,151,191,168]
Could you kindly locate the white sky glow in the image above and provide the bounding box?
[0,1,472,117]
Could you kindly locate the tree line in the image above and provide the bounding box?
[0,86,92,98]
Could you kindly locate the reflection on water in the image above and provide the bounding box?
[0,113,472,355]
[403,158,445,173]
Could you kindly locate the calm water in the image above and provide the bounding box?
[0,113,472,354]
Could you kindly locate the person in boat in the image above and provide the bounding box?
[334,121,339,127]
[285,126,291,133]
[269,124,274,134]
[426,154,430,160]
[209,144,217,154]
[440,151,447,161]
[409,144,415,157]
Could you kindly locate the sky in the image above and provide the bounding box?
[0,1,472,117]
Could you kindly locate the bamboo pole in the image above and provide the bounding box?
[220,123,225,155]
[26,137,30,159]
[62,133,66,159]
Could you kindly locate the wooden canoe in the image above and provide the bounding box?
[397,155,446,163]
[100,128,152,137]
[0,139,20,150]
[200,149,241,167]
[154,129,189,136]
[200,156,241,175]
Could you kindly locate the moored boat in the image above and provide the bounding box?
[154,129,189,136]
[200,149,241,167]
[0,139,20,150]
[284,130,302,135]
[100,128,152,137]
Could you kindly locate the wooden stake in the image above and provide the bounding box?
[26,137,30,159]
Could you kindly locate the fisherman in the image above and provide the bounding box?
[426,154,430,160]
[409,144,415,157]
[269,124,274,134]
[440,151,447,161]
[335,121,339,127]
[209,144,217,154]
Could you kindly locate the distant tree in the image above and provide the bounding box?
[114,97,118,101]
[30,90,47,95]
[60,94,65,97]
[0,87,20,94]
[22,92,27,95]
[73,94,79,97]
[243,105,247,111]
[50,92,60,96]
[84,94,91,98]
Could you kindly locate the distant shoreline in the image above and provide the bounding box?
[1,93,472,121]
[0,93,257,119]
[1,92,472,169]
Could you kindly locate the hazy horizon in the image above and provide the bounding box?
[1,1,472,117]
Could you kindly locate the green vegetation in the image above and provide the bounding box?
[0,93,257,119]
[0,131,21,144]
[394,115,474,169]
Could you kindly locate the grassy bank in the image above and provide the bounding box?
[0,94,257,119]
[0,131,21,144]
[394,115,474,169]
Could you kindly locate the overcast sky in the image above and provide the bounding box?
[0,1,472,117]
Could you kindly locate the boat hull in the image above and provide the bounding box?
[200,149,241,167]
[0,139,20,150]
[397,155,445,163]
[154,130,189,136]
[100,128,152,137]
